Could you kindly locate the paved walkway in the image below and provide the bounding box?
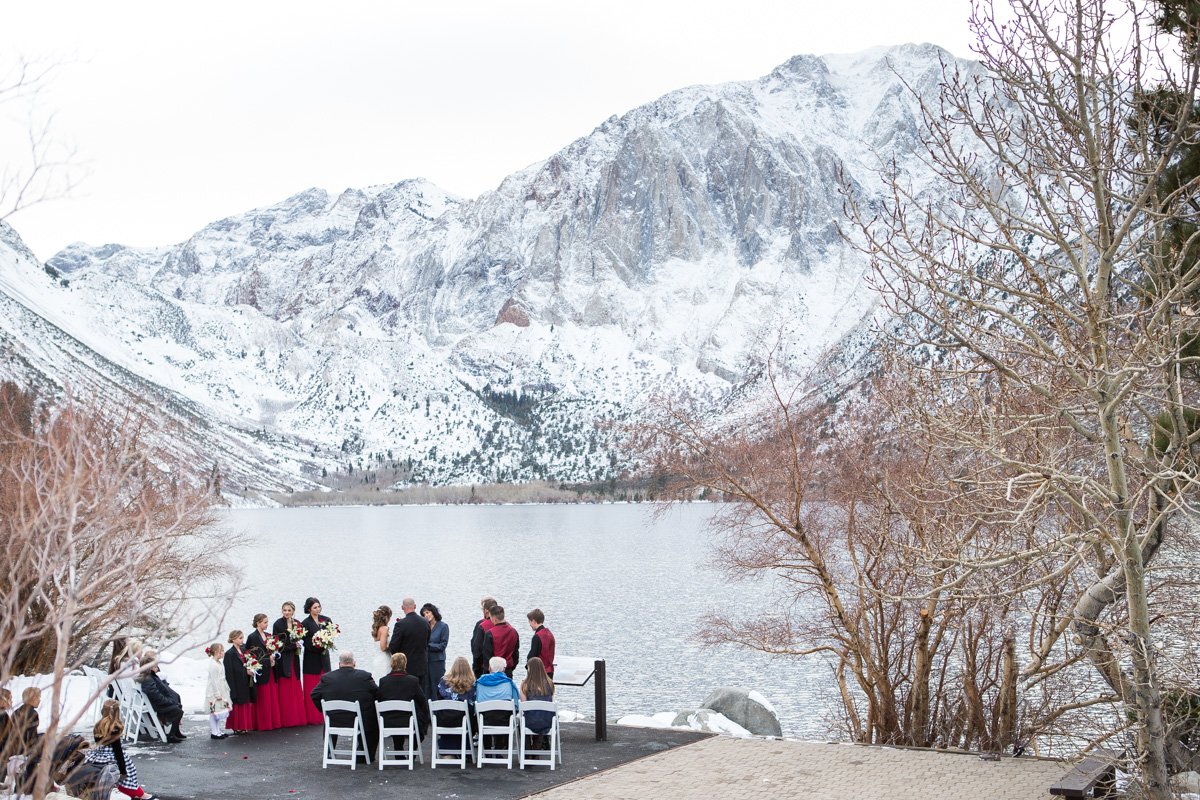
[141,719,709,800]
[526,736,1070,800]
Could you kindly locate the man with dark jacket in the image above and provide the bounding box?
[388,597,429,681]
[526,608,557,678]
[482,606,519,678]
[138,649,185,742]
[310,650,379,757]
[470,597,496,678]
[377,653,430,742]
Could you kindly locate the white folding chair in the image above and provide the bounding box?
[429,700,473,769]
[475,699,516,769]
[518,700,562,769]
[123,683,168,743]
[321,700,371,769]
[376,700,423,770]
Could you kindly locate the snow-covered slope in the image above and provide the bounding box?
[2,44,972,492]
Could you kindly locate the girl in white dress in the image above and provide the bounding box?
[369,605,393,681]
[204,643,232,739]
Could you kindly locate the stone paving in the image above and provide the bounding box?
[525,735,1071,800]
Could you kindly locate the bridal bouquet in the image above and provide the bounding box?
[264,634,282,654]
[244,652,262,678]
[287,619,305,643]
[311,620,341,651]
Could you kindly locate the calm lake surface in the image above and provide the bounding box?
[212,503,835,738]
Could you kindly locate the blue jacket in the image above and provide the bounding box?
[474,672,519,707]
[428,621,449,666]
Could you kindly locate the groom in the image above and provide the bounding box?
[388,597,429,682]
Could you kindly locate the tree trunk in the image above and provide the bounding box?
[908,606,934,747]
[997,629,1017,750]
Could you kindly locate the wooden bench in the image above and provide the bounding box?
[1049,754,1117,798]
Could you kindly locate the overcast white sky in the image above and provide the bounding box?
[0,1,973,261]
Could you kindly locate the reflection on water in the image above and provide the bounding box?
[207,502,835,737]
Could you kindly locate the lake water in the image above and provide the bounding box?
[208,502,837,738]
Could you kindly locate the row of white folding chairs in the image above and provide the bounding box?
[320,698,561,771]
[110,677,168,744]
[321,700,424,770]
[475,699,562,770]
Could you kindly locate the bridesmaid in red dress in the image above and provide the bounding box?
[300,597,332,726]
[223,630,256,733]
[246,613,282,731]
[272,601,307,727]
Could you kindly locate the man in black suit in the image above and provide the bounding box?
[388,597,429,682]
[310,650,379,758]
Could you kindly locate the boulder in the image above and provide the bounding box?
[676,709,752,737]
[699,687,782,737]
[1171,771,1200,793]
[671,710,697,727]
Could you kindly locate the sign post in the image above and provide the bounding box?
[552,656,607,741]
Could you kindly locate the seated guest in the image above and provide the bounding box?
[435,656,476,750]
[85,699,158,799]
[519,656,556,749]
[10,686,42,754]
[309,650,379,757]
[378,653,430,743]
[136,649,185,743]
[0,687,12,758]
[474,656,518,749]
[475,657,519,706]
[116,639,144,676]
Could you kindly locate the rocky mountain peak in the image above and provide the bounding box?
[3,45,978,493]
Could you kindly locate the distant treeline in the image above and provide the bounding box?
[270,478,717,507]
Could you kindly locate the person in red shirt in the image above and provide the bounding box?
[482,606,520,678]
[526,609,557,679]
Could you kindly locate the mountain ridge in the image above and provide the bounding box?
[2,44,974,496]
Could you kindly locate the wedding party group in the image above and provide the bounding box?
[201,595,557,741]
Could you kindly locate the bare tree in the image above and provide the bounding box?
[0,381,239,799]
[636,360,1089,751]
[0,55,84,222]
[846,0,1200,793]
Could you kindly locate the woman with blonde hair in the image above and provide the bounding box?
[369,605,393,681]
[84,699,157,799]
[271,601,307,728]
[10,686,41,754]
[434,656,476,750]
[246,613,282,731]
[223,630,256,733]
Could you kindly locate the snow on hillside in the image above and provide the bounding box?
[2,45,978,491]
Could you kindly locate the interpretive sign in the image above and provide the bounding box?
[552,656,607,741]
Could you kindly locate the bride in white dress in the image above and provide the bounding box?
[370,605,393,681]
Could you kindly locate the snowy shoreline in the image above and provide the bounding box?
[6,648,767,741]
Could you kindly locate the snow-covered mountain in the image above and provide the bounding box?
[0,44,970,495]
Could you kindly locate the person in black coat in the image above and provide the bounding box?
[8,687,40,756]
[0,687,13,760]
[223,629,256,733]
[309,650,379,758]
[137,649,186,742]
[272,605,301,682]
[470,597,496,678]
[300,597,333,677]
[377,653,430,742]
[387,597,429,680]
[300,597,334,726]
